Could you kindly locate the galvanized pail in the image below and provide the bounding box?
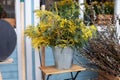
[52,46,73,70]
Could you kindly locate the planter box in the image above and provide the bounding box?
[98,71,120,80]
[96,14,113,25]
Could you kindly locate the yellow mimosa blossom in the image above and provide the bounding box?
[90,25,97,31]
[25,0,96,49]
[32,37,49,48]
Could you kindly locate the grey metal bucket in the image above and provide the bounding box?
[52,46,73,70]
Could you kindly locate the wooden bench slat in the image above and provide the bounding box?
[40,64,86,75]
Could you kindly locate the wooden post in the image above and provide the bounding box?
[41,1,46,80]
[16,0,26,80]
[41,47,45,67]
[20,2,26,80]
[41,0,46,68]
[0,72,2,80]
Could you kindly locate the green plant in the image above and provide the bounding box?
[0,4,3,16]
[25,0,96,49]
[103,1,114,14]
[85,1,114,15]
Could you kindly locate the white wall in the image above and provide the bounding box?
[115,0,120,43]
[16,0,41,80]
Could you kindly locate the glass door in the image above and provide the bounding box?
[0,0,15,28]
[0,0,15,18]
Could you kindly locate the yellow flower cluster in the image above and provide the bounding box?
[56,0,73,6]
[25,0,97,49]
[82,25,96,40]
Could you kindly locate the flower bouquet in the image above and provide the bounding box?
[25,0,96,69]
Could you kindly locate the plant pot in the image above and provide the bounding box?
[52,46,73,70]
[98,71,120,80]
[96,14,113,25]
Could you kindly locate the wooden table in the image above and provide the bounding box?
[40,64,86,80]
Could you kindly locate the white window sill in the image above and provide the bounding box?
[0,58,13,64]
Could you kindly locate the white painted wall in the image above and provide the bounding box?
[115,0,120,41]
[16,0,41,80]
[16,0,24,80]
[34,0,42,80]
[79,0,84,20]
[24,0,33,80]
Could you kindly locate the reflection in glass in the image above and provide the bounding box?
[0,0,15,28]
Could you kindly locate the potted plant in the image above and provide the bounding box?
[85,1,114,25]
[25,0,96,70]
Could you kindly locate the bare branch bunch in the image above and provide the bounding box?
[79,26,120,76]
